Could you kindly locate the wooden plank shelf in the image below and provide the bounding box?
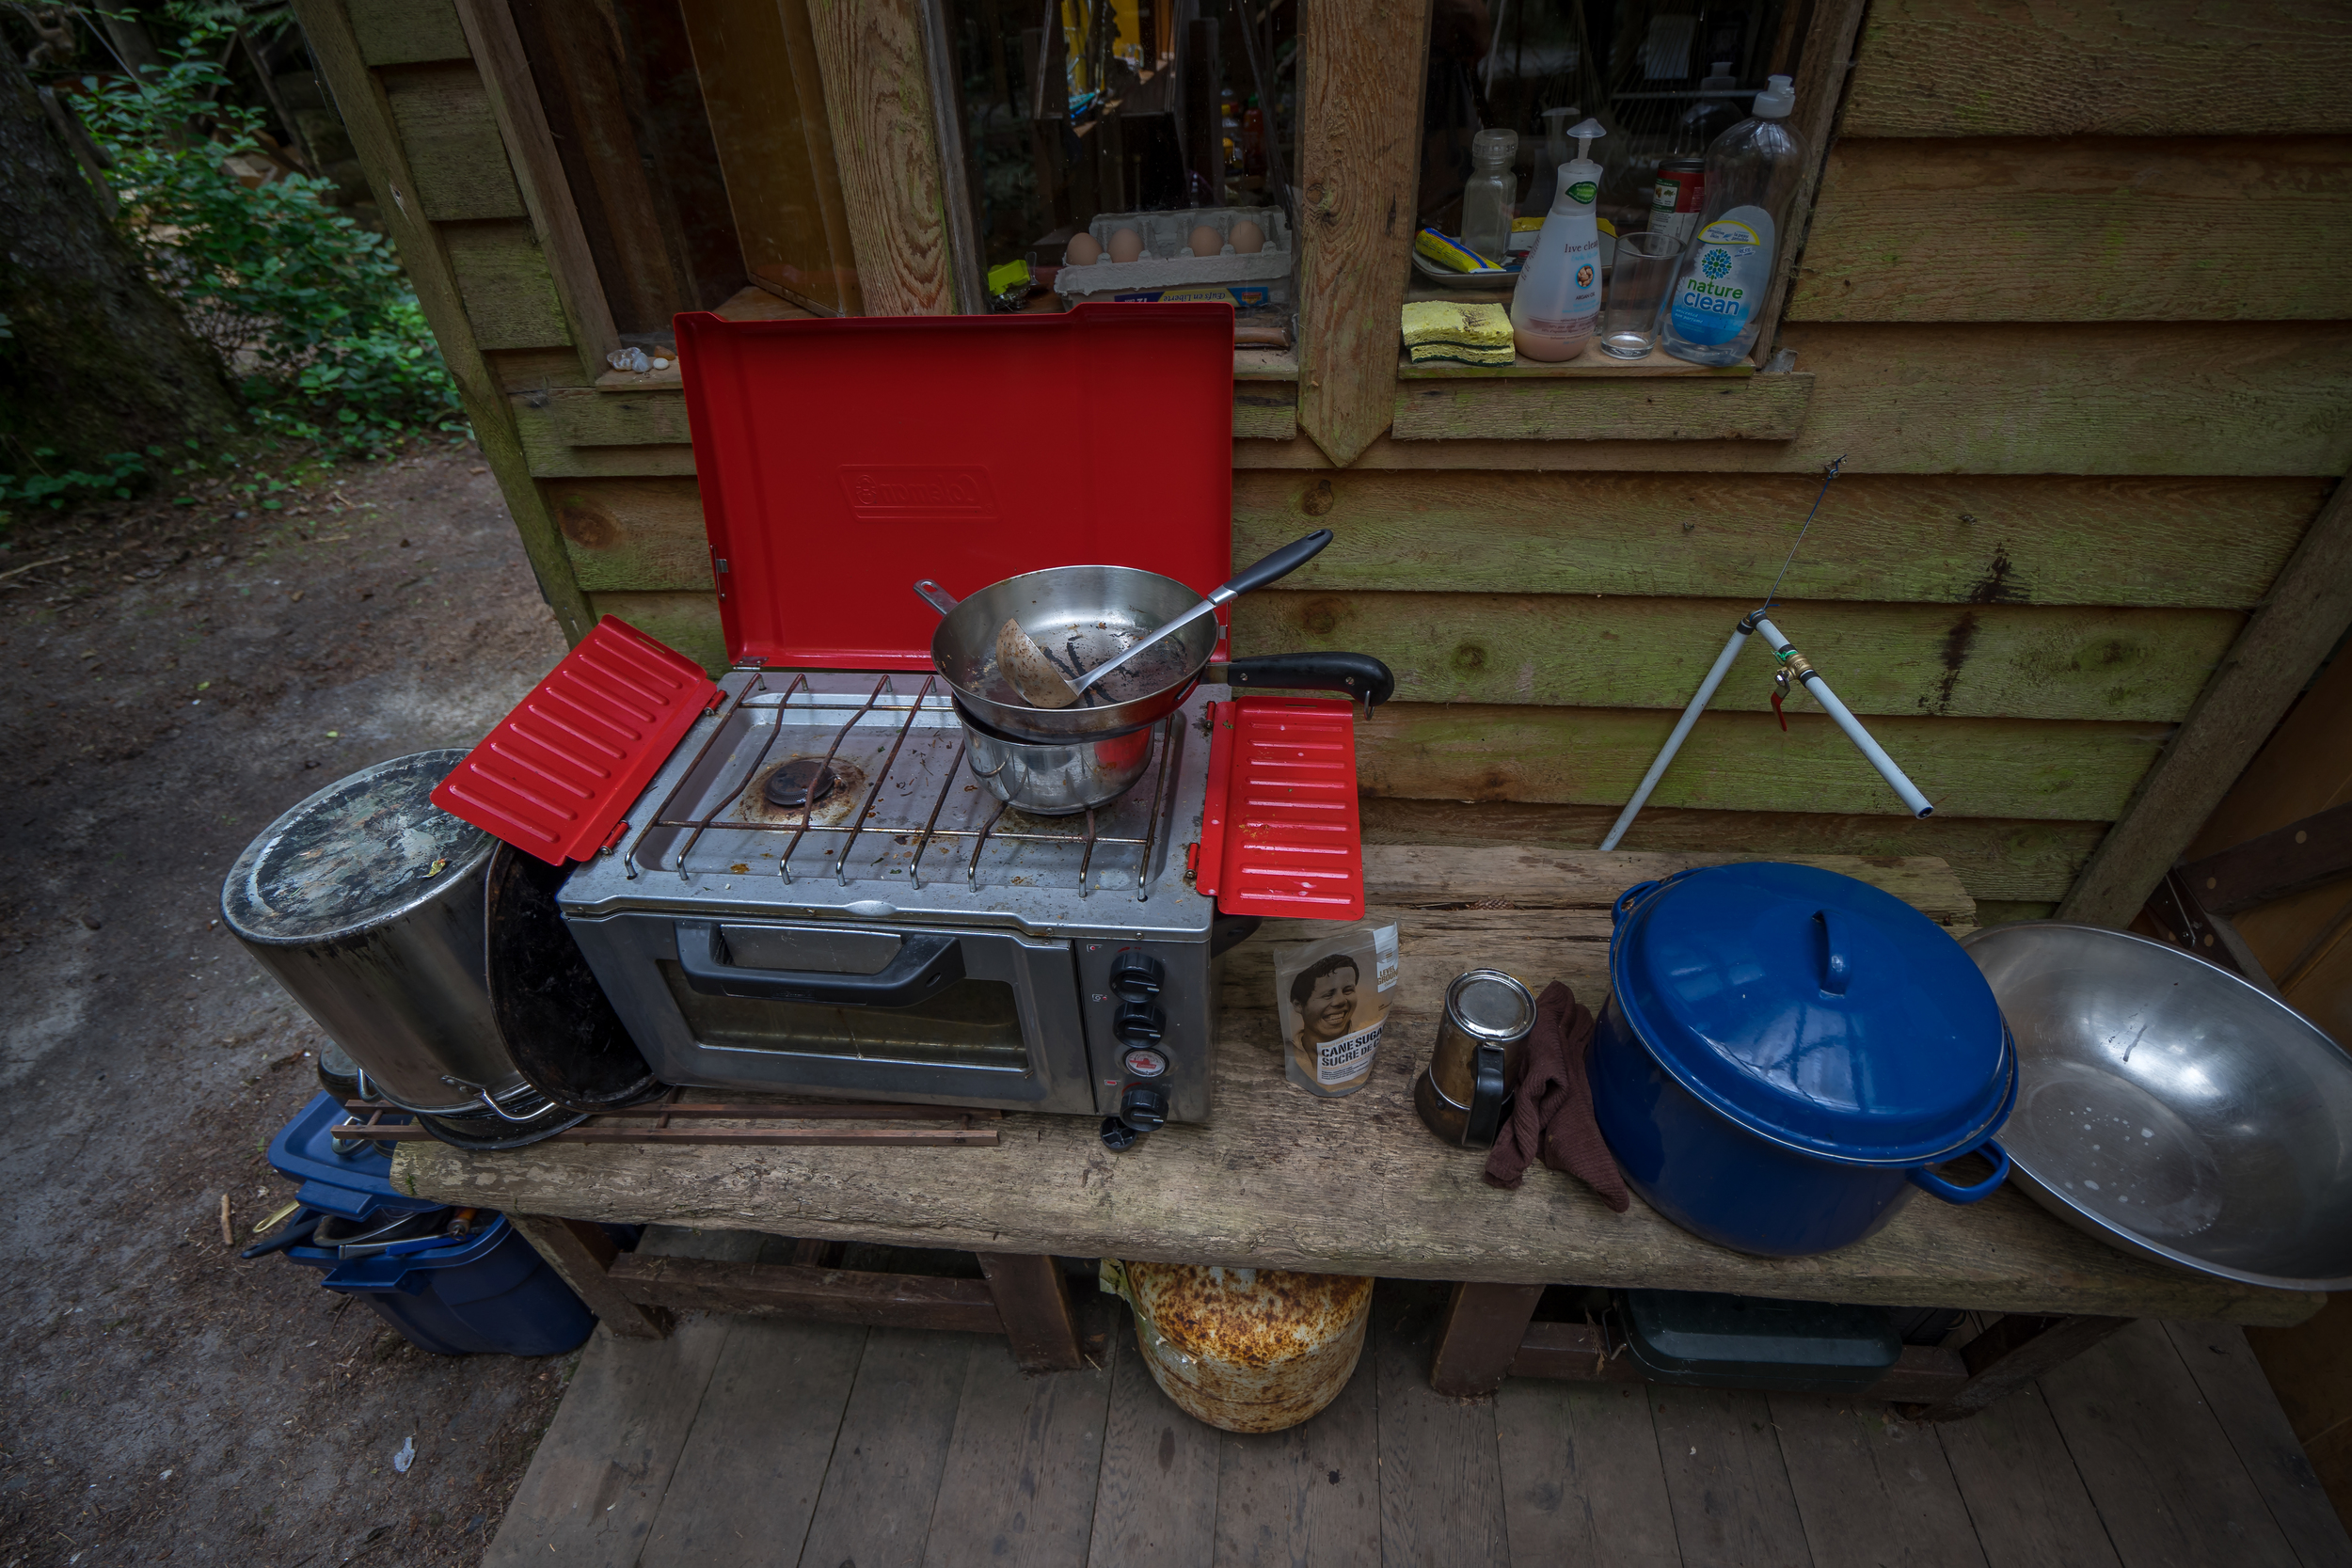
[394,847,2321,1329]
[1392,372,1814,442]
[334,1097,1003,1148]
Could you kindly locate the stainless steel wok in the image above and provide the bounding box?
[1962,922,2352,1291]
[921,538,1347,742]
[917,569,1392,744]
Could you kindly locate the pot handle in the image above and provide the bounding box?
[1908,1136,2010,1205]
[1463,1037,1510,1148]
[1215,653,1395,707]
[912,579,960,614]
[1613,879,1661,927]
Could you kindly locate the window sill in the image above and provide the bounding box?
[1397,343,1753,378]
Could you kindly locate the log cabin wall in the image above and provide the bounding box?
[295,0,2352,926]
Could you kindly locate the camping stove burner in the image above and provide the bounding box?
[763,756,841,810]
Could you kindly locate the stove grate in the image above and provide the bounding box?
[628,668,1182,901]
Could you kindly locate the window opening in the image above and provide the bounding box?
[938,0,1302,341]
[1413,0,1803,367]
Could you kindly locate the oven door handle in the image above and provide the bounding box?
[673,922,966,1007]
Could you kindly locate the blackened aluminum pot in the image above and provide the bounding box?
[221,751,534,1117]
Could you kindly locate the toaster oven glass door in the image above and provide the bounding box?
[583,914,1096,1111]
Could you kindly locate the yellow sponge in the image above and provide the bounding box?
[1401,300,1514,365]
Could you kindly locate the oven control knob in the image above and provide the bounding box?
[1113,1002,1165,1046]
[1119,1084,1168,1132]
[1109,951,1166,1003]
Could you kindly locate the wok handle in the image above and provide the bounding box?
[1213,529,1333,603]
[1214,653,1394,707]
[1908,1136,2010,1205]
[675,921,966,1006]
[912,579,960,614]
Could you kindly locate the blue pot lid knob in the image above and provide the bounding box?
[1611,863,2013,1164]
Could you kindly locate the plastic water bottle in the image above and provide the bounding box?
[1659,75,1806,368]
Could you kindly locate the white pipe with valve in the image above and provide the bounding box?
[1598,610,1932,852]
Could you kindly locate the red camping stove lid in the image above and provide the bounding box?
[675,303,1237,670]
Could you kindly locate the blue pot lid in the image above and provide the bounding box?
[1611,863,2012,1165]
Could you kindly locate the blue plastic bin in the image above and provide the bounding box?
[262,1093,596,1357]
[318,1214,596,1356]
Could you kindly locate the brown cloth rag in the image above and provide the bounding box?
[1483,981,1630,1211]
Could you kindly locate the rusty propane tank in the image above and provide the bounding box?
[1108,1260,1375,1433]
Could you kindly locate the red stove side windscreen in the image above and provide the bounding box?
[431,617,718,864]
[1195,697,1368,920]
[674,303,1236,670]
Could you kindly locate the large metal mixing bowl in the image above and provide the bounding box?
[1962,922,2352,1291]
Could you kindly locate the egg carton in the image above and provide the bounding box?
[1055,205,1295,306]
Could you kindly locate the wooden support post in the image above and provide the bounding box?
[451,0,623,377]
[1908,1313,2133,1422]
[2060,474,2352,926]
[1430,1281,1547,1397]
[1293,0,1430,467]
[609,1254,1005,1332]
[1753,0,1870,362]
[804,0,961,316]
[977,1252,1084,1373]
[508,1213,673,1340]
[293,0,595,644]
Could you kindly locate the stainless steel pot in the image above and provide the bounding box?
[221,751,547,1118]
[958,700,1160,816]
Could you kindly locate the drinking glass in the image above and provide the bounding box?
[1599,230,1682,359]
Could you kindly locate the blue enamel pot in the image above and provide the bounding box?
[1591,863,2014,1259]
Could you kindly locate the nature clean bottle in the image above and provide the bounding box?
[1659,74,1805,368]
[1509,116,1608,362]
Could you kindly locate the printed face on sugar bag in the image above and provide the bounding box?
[1275,926,1399,1099]
[1297,958,1359,1046]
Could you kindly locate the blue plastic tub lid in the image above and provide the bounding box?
[1611,863,2012,1165]
[268,1092,443,1219]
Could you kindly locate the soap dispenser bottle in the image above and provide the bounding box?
[1509,116,1608,362]
[1659,74,1806,368]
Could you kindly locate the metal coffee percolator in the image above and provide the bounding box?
[1413,970,1537,1148]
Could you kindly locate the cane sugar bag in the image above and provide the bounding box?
[1275,924,1400,1098]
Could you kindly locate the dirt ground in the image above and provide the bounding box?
[0,443,578,1566]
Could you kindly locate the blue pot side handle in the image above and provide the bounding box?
[1613,879,1662,927]
[1908,1137,2010,1204]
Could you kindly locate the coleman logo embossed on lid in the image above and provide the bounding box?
[838,466,999,522]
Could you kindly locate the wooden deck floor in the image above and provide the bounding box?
[487,1231,2352,1568]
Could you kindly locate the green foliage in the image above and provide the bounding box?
[0,447,154,510]
[72,17,468,465]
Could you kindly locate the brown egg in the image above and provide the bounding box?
[1065,231,1103,266]
[1107,227,1144,263]
[1229,219,1265,254]
[1189,224,1223,257]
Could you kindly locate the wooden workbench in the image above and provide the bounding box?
[396,847,2322,1418]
